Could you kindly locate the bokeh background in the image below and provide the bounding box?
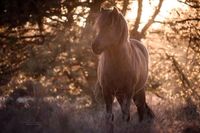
[0,0,199,133]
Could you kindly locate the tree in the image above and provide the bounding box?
[0,0,166,101]
[150,0,200,103]
[130,0,164,40]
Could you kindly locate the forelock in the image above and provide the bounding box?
[98,10,113,27]
[95,9,129,40]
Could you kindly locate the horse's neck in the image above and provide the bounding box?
[104,41,130,61]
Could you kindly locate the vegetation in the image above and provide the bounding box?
[0,0,199,132]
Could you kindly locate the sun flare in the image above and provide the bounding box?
[125,0,189,30]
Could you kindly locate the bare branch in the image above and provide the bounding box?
[141,0,164,35]
[129,0,143,40]
[154,18,200,25]
[132,0,143,34]
[177,0,200,8]
[122,0,129,15]
[0,34,45,40]
[165,53,191,88]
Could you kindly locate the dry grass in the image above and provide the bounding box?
[0,90,200,133]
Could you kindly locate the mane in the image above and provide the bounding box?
[96,9,129,44]
[116,13,129,44]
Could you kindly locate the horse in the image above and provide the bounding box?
[92,7,155,126]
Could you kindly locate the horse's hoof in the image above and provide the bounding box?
[105,123,114,133]
[106,113,114,122]
[138,112,155,123]
[105,114,114,133]
[122,114,130,122]
[146,107,155,120]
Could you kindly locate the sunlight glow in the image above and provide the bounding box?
[125,0,189,30]
[74,6,90,27]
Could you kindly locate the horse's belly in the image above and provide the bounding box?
[99,67,134,91]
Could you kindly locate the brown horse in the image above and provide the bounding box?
[92,7,155,124]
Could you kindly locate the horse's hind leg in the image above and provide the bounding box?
[133,89,155,122]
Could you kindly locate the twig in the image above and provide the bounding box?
[177,0,200,8]
[154,18,200,25]
[165,53,191,88]
[141,0,164,35]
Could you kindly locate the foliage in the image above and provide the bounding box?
[148,0,200,104]
[0,0,200,132]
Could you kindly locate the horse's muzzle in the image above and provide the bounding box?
[92,42,102,55]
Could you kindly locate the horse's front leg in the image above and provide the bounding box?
[94,81,104,104]
[104,91,114,122]
[116,94,131,122]
[103,88,114,133]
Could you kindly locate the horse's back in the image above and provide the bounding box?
[130,39,149,61]
[129,39,149,91]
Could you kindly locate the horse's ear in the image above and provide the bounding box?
[112,7,119,15]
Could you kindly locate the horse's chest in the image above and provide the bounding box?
[98,60,133,88]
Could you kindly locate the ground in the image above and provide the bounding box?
[0,91,200,133]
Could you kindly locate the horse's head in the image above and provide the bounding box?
[92,7,128,55]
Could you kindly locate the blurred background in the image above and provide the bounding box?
[0,0,199,133]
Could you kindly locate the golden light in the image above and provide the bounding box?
[125,0,189,30]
